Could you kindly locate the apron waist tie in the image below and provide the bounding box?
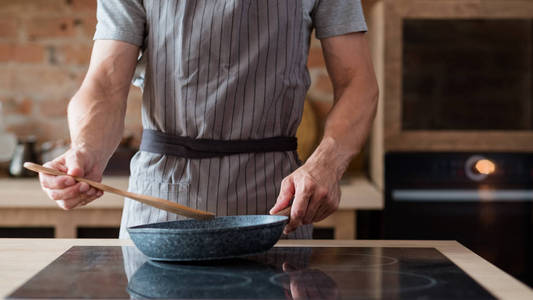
[140,129,297,159]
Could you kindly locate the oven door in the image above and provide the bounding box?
[383,152,533,287]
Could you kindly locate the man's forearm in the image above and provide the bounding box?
[67,87,127,166]
[307,76,378,180]
[66,40,139,167]
[304,32,379,180]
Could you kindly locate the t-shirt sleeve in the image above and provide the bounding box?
[312,0,367,39]
[93,0,146,47]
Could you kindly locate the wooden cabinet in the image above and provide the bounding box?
[382,0,533,152]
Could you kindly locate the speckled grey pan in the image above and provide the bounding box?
[127,215,288,261]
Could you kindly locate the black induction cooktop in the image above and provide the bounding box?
[8,246,495,299]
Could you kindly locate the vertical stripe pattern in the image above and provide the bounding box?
[120,0,314,239]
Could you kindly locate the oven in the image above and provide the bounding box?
[377,152,533,287]
[358,0,533,289]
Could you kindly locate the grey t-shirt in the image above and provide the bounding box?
[93,0,367,239]
[95,0,367,45]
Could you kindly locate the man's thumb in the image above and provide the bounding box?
[65,152,85,177]
[270,178,294,214]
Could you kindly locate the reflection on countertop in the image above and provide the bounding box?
[9,246,496,299]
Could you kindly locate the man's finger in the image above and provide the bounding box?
[39,161,76,189]
[61,186,101,202]
[270,177,295,214]
[45,160,68,173]
[86,187,96,196]
[55,198,85,210]
[57,192,97,210]
[71,193,101,209]
[285,183,311,234]
[302,189,326,225]
[58,198,85,211]
[312,203,331,223]
[45,183,84,201]
[314,196,340,223]
[78,182,90,193]
[40,174,76,189]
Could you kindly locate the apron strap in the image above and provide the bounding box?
[140,129,297,159]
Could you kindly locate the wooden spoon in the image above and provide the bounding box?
[23,162,215,220]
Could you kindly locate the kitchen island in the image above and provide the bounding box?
[1,239,531,299]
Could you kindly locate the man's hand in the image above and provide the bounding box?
[39,147,105,210]
[270,137,343,234]
[273,165,341,234]
[270,155,340,235]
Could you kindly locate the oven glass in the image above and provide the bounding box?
[402,19,533,130]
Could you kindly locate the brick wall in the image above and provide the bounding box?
[0,0,334,148]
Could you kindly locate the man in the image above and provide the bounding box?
[39,0,378,239]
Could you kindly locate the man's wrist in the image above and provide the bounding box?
[305,136,355,181]
[69,142,108,168]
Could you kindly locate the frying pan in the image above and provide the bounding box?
[127,208,291,261]
[24,162,292,261]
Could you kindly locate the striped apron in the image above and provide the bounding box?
[120,0,315,239]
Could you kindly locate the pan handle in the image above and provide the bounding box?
[274,206,292,218]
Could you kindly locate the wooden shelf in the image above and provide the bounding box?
[339,175,383,210]
[0,175,382,210]
[0,177,127,209]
